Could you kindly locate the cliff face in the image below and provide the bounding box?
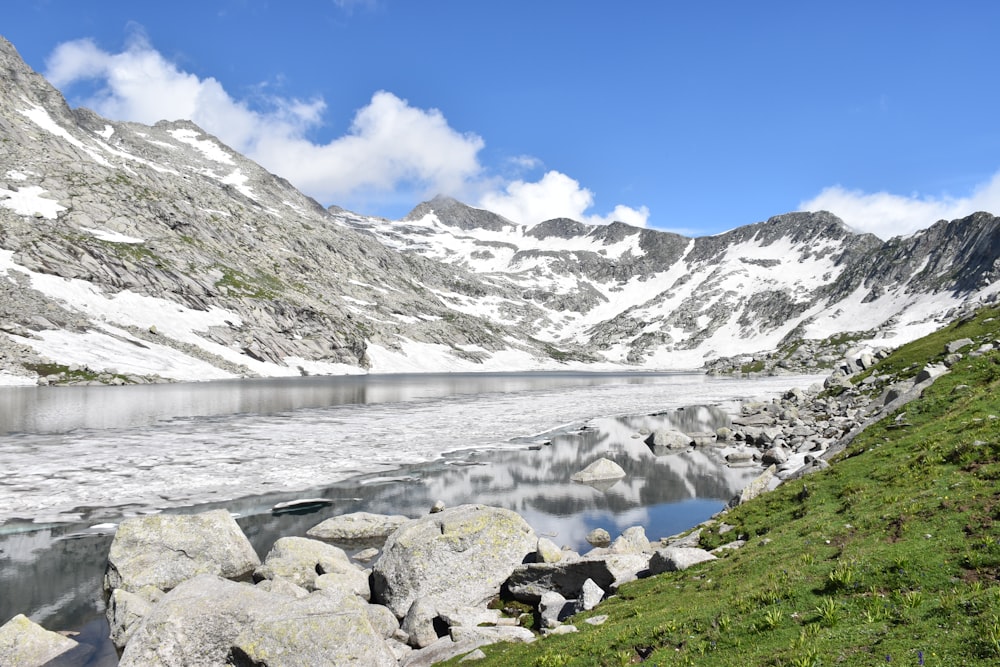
[1,35,999,384]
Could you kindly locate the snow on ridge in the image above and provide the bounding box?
[4,170,30,181]
[220,169,255,199]
[167,128,235,165]
[18,101,112,166]
[96,124,114,139]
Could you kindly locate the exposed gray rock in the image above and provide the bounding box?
[539,591,573,628]
[579,578,605,610]
[536,536,564,563]
[371,504,536,617]
[107,588,153,650]
[946,338,975,353]
[0,614,80,666]
[646,428,692,452]
[731,464,777,506]
[401,598,442,649]
[230,590,396,667]
[104,510,260,595]
[307,512,410,545]
[253,536,355,591]
[648,547,717,574]
[609,526,650,554]
[570,457,626,483]
[585,528,611,548]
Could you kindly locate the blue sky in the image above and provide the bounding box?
[4,1,1000,238]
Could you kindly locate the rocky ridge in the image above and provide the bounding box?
[2,32,1000,385]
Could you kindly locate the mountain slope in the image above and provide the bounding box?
[0,37,566,384]
[2,33,1000,385]
[348,196,1000,368]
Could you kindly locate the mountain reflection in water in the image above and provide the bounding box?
[0,405,758,651]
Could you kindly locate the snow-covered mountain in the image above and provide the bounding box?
[343,196,1000,369]
[1,35,998,385]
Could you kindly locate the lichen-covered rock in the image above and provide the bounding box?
[230,592,396,667]
[371,504,536,617]
[505,560,616,603]
[0,614,80,666]
[306,512,411,545]
[253,536,355,591]
[119,574,395,667]
[104,510,260,594]
[107,588,153,649]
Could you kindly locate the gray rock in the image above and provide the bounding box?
[401,598,442,648]
[505,559,616,603]
[648,547,717,574]
[104,509,260,595]
[946,338,974,353]
[230,590,396,666]
[371,504,536,617]
[120,574,394,667]
[539,590,572,628]
[307,511,410,544]
[254,577,310,598]
[585,527,611,547]
[570,457,626,482]
[449,625,535,644]
[609,526,650,554]
[430,500,446,513]
[399,637,493,667]
[254,536,355,591]
[731,464,777,506]
[0,614,80,666]
[352,547,381,563]
[580,577,605,610]
[536,536,564,563]
[107,588,153,649]
[761,446,789,465]
[648,428,693,451]
[365,602,401,639]
[461,648,488,661]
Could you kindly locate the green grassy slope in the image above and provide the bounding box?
[457,307,1000,666]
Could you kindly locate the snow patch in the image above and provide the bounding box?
[96,124,114,139]
[167,128,234,164]
[0,185,66,219]
[81,227,145,244]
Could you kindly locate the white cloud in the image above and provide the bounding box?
[43,36,650,226]
[800,171,1000,239]
[478,170,650,227]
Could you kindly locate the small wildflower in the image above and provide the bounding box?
[918,650,924,665]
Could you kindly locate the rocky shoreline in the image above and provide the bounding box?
[0,339,972,666]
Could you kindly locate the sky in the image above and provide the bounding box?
[3,1,1000,239]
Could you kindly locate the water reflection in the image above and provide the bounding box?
[0,372,682,435]
[0,405,755,642]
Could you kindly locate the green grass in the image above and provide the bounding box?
[450,306,1000,666]
[213,265,284,299]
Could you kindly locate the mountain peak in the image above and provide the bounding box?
[403,195,516,231]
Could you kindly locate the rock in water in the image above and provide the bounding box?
[570,458,626,483]
[104,509,260,594]
[0,614,81,666]
[371,504,536,617]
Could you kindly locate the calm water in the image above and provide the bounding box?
[0,371,819,663]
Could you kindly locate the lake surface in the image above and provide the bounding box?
[0,371,820,662]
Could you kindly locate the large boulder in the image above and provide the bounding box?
[307,512,411,545]
[230,592,396,666]
[0,614,81,666]
[119,574,395,667]
[253,536,357,591]
[104,509,260,594]
[371,504,536,617]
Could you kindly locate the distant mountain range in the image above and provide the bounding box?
[1,35,997,385]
